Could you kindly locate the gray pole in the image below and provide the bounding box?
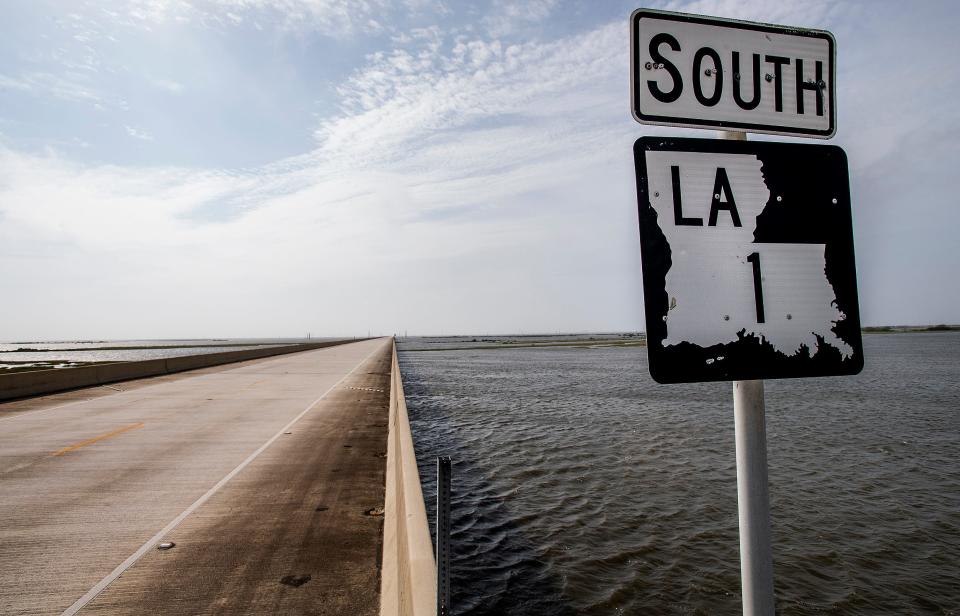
[733,379,774,615]
[722,129,775,616]
[436,456,452,616]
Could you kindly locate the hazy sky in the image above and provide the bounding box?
[1,0,957,339]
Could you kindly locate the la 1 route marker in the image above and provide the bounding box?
[634,136,863,383]
[631,9,837,138]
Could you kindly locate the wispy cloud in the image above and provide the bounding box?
[0,72,103,105]
[151,78,185,93]
[0,75,32,93]
[483,0,559,36]
[3,18,628,241]
[98,0,398,36]
[0,19,640,337]
[125,126,155,141]
[1,1,958,337]
[660,0,842,25]
[316,22,624,173]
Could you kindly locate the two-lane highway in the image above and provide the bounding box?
[0,337,392,615]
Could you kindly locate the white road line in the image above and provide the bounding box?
[61,340,386,615]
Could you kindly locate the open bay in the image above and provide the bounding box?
[400,332,960,615]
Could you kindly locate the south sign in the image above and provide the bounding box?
[631,9,836,138]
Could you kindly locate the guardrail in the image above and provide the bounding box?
[0,340,360,402]
[381,339,436,616]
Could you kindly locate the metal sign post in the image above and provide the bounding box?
[722,129,775,616]
[733,379,774,615]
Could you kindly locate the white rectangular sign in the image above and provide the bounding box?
[631,9,836,138]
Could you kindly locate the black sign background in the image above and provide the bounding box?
[634,137,863,383]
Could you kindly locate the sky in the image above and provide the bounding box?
[0,0,958,339]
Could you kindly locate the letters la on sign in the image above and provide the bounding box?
[631,10,836,137]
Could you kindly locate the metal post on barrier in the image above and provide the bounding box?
[436,456,452,616]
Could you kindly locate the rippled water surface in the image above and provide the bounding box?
[399,333,960,615]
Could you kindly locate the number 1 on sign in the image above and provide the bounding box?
[747,252,765,323]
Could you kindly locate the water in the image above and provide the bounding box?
[0,339,318,371]
[399,333,960,615]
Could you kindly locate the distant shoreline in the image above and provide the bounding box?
[0,342,302,375]
[403,339,648,352]
[0,342,286,354]
[862,324,960,334]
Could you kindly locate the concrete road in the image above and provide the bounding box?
[0,337,393,615]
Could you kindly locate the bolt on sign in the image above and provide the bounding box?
[631,9,836,137]
[633,137,863,383]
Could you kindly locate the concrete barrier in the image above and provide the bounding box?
[0,340,359,402]
[381,339,436,616]
[96,359,168,383]
[0,365,102,400]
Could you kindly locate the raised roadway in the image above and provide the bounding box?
[0,337,392,615]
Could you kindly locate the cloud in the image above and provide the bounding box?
[658,0,843,26]
[0,72,103,105]
[2,2,958,337]
[123,0,195,24]
[2,19,628,248]
[151,78,185,93]
[0,20,642,337]
[125,126,155,141]
[483,0,559,36]
[0,75,32,93]
[96,0,397,36]
[316,22,624,174]
[0,148,243,249]
[213,0,390,34]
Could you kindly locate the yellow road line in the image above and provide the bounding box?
[52,422,145,457]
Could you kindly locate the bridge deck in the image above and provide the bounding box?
[0,337,392,615]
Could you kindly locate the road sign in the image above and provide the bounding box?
[634,136,862,383]
[631,9,836,138]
